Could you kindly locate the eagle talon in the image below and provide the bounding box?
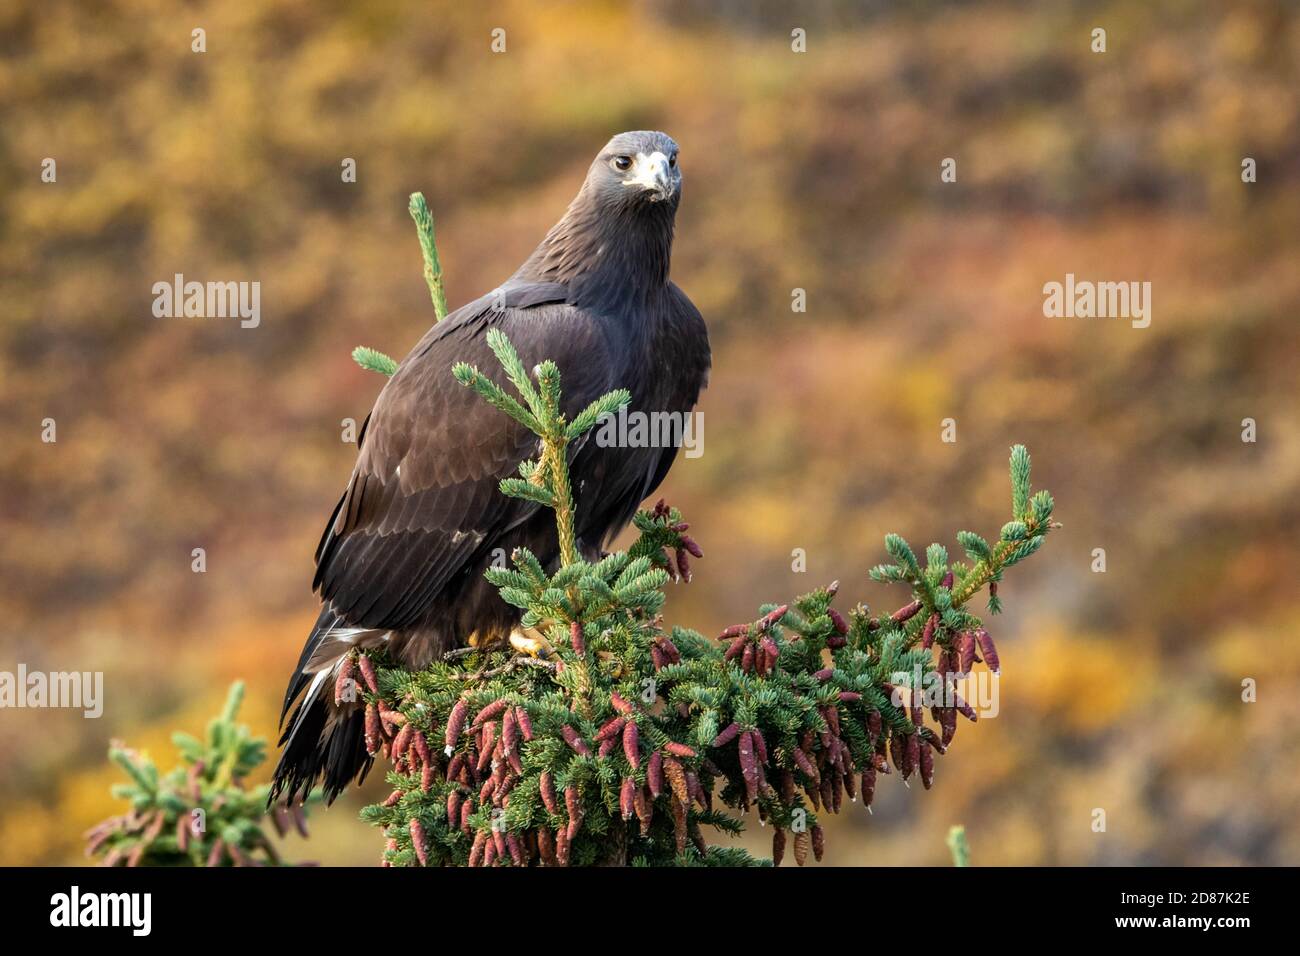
[509,627,556,660]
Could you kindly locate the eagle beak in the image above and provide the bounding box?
[624,151,673,201]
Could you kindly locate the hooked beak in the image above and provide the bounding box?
[622,151,674,201]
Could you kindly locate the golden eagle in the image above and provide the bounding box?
[273,132,710,803]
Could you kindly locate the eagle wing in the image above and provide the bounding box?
[313,284,618,632]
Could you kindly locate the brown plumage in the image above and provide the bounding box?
[273,131,710,803]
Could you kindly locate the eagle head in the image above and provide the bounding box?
[590,130,681,206]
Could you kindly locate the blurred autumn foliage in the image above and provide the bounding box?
[2,0,1298,865]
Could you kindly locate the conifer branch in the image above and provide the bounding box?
[409,191,448,321]
[85,682,318,867]
[358,330,1058,867]
[351,345,398,377]
[947,824,971,867]
[350,190,450,377]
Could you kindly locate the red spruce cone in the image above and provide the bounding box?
[780,769,796,805]
[556,826,571,866]
[958,631,976,674]
[514,705,534,741]
[712,722,741,747]
[921,613,939,650]
[540,771,559,814]
[564,787,583,839]
[595,715,626,742]
[364,703,382,755]
[473,698,509,729]
[537,826,555,866]
[793,830,809,867]
[561,725,592,757]
[622,720,641,769]
[892,599,922,623]
[620,776,636,820]
[501,708,518,755]
[828,608,849,635]
[657,635,681,663]
[445,699,468,754]
[663,756,690,805]
[506,832,524,866]
[647,751,664,797]
[334,656,356,705]
[919,739,935,789]
[792,747,820,784]
[357,654,379,693]
[954,692,979,722]
[738,731,759,801]
[413,730,432,769]
[409,818,429,866]
[974,628,1000,673]
[671,797,688,853]
[823,705,841,736]
[889,733,907,775]
[392,723,414,764]
[468,830,487,867]
[634,785,653,829]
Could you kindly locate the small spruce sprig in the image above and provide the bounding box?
[355,333,1057,867]
[409,191,448,321]
[350,190,446,377]
[947,824,971,867]
[453,328,630,569]
[84,682,317,866]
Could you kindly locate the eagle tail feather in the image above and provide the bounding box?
[270,615,384,806]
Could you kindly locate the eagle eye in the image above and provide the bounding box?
[612,155,632,172]
[669,153,677,168]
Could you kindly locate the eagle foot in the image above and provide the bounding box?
[509,626,556,660]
